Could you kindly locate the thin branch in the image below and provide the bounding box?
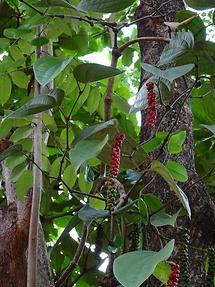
[55,224,89,287]
[118,36,170,53]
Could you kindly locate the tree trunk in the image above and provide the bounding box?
[0,167,54,287]
[135,1,215,286]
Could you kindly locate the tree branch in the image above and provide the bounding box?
[27,28,42,287]
[55,224,89,287]
[118,36,170,53]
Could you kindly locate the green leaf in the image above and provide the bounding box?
[31,37,49,46]
[150,210,180,227]
[10,126,32,142]
[35,0,79,10]
[69,135,109,172]
[144,193,163,211]
[0,38,10,51]
[16,170,33,200]
[159,30,194,65]
[5,154,26,169]
[0,74,11,105]
[150,160,191,218]
[184,0,215,10]
[168,131,186,154]
[62,165,77,191]
[87,86,101,115]
[33,56,74,86]
[138,198,148,224]
[78,204,109,225]
[166,160,188,182]
[113,240,175,287]
[153,261,171,284]
[89,194,106,210]
[7,89,64,118]
[78,0,135,13]
[73,120,117,145]
[10,161,27,182]
[122,47,134,66]
[78,171,93,193]
[11,71,29,89]
[73,63,123,83]
[0,144,22,162]
[142,63,194,83]
[176,11,206,42]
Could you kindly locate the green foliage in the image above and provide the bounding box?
[78,204,109,225]
[33,56,75,86]
[113,240,175,287]
[78,0,136,12]
[0,1,214,285]
[184,0,215,10]
[69,135,109,172]
[73,63,123,83]
[150,160,191,218]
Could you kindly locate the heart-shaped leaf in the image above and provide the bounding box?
[113,240,175,287]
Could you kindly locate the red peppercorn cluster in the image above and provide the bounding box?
[166,263,180,287]
[146,81,157,128]
[109,133,125,178]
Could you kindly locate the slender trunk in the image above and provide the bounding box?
[135,1,215,286]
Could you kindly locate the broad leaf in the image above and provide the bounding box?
[150,160,191,218]
[78,204,109,225]
[153,262,171,284]
[150,210,181,227]
[159,30,194,65]
[0,144,22,162]
[78,0,135,13]
[184,0,215,10]
[142,63,194,83]
[7,89,64,118]
[73,63,123,83]
[168,131,186,154]
[73,119,117,145]
[113,240,175,287]
[35,0,78,10]
[0,74,11,105]
[33,56,74,86]
[31,37,49,46]
[69,135,109,172]
[166,160,188,182]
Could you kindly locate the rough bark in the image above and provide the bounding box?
[0,167,54,287]
[135,1,215,286]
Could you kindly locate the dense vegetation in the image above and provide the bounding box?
[1,0,215,286]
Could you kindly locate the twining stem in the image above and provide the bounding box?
[27,28,42,287]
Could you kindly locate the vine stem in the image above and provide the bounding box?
[55,224,89,287]
[27,27,42,287]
